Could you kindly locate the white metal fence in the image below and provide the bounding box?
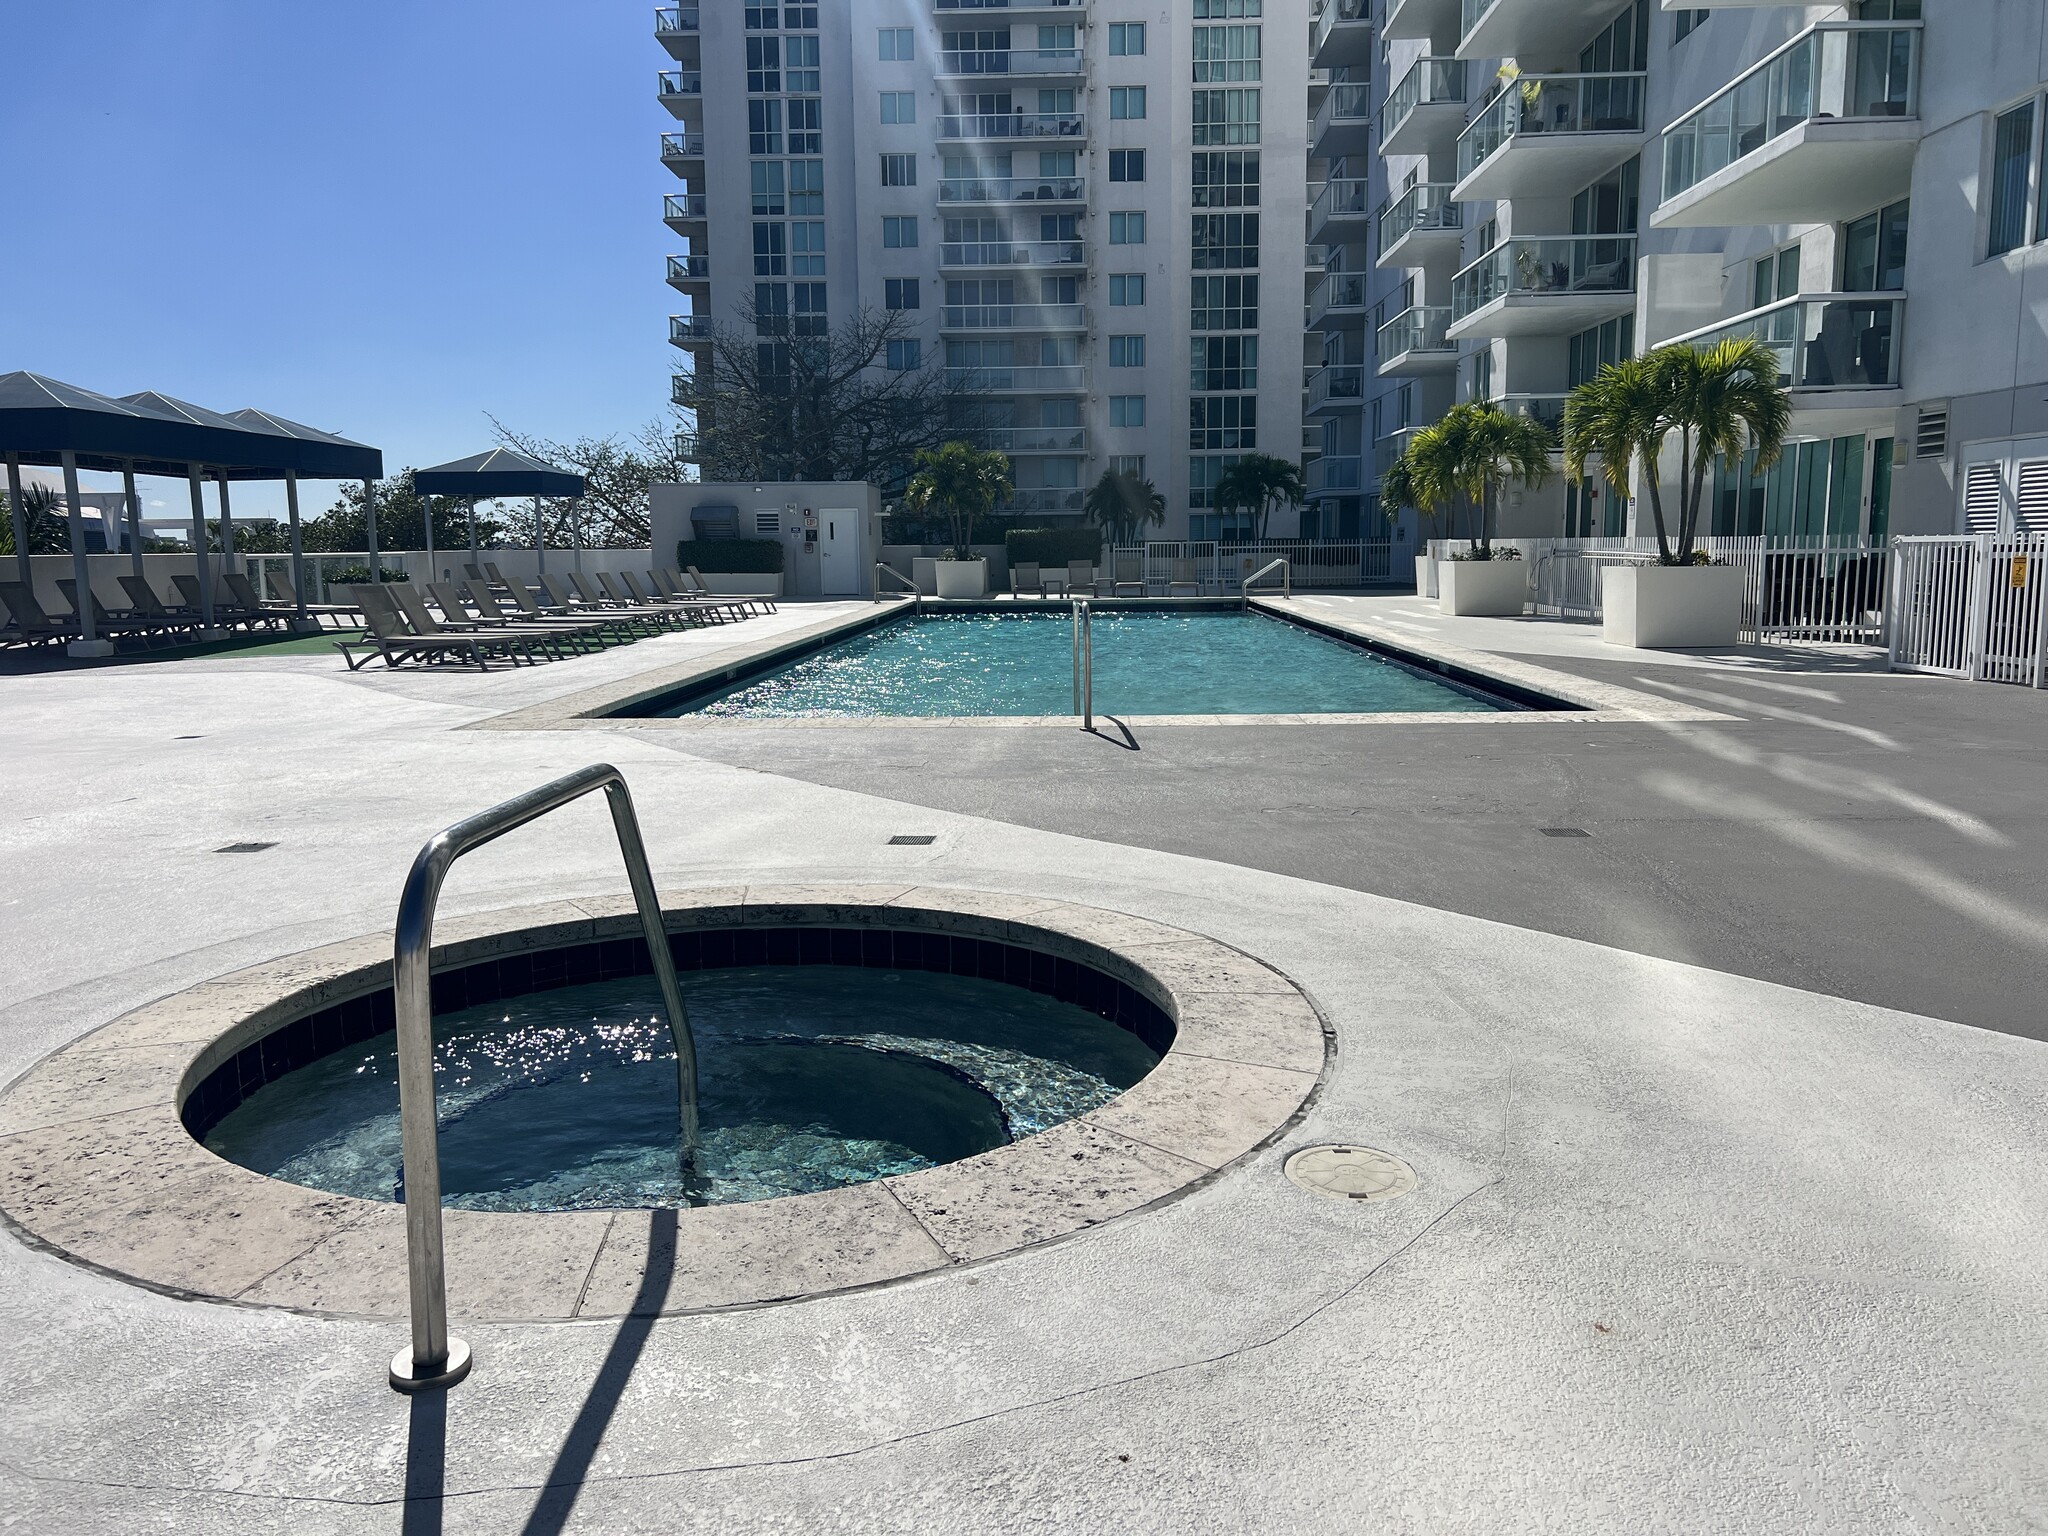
[1107,540,1395,592]
[1889,534,2048,686]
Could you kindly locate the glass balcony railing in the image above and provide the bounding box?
[940,239,1086,267]
[937,0,1087,8]
[1313,0,1369,56]
[1452,236,1637,319]
[1383,57,1467,144]
[1003,488,1087,515]
[946,364,1089,392]
[1311,82,1374,146]
[940,303,1088,330]
[1377,182,1462,253]
[1374,427,1420,479]
[657,70,703,96]
[1312,271,1370,319]
[1377,305,1454,359]
[663,193,707,219]
[981,427,1090,453]
[666,254,710,282]
[937,48,1084,76]
[1308,363,1367,407]
[938,112,1086,139]
[938,176,1087,203]
[669,315,713,342]
[1673,294,1903,389]
[654,6,700,32]
[660,132,705,159]
[1493,393,1568,445]
[1457,72,1647,181]
[1661,24,1922,203]
[1311,178,1374,224]
[1308,456,1363,494]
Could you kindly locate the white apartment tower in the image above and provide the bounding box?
[1314,0,2048,547]
[661,1,1311,540]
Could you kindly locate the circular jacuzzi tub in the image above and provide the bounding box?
[0,886,1326,1320]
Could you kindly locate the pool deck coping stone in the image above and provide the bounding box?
[0,884,1327,1322]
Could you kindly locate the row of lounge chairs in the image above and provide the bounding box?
[0,569,341,651]
[1009,555,1204,598]
[335,565,772,671]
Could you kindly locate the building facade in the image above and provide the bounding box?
[661,0,1311,541]
[1313,0,2048,548]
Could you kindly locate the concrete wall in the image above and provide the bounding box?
[651,481,882,598]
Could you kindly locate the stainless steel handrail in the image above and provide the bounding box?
[875,562,921,612]
[1242,558,1292,609]
[1072,597,1092,728]
[387,764,699,1393]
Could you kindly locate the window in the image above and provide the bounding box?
[788,159,824,215]
[1752,246,1800,308]
[1109,23,1146,56]
[746,37,780,94]
[882,153,917,186]
[1109,210,1146,244]
[1110,87,1147,120]
[784,34,819,93]
[1580,0,1650,73]
[1109,335,1146,367]
[883,216,919,248]
[1109,273,1145,306]
[885,278,920,310]
[1190,395,1256,450]
[1673,9,1708,42]
[1193,151,1260,208]
[1193,0,1260,15]
[1193,25,1262,83]
[1568,316,1633,388]
[793,282,827,336]
[1192,88,1261,145]
[1111,455,1146,479]
[1110,395,1146,427]
[748,99,783,155]
[1989,102,2035,257]
[1857,0,1920,17]
[1188,455,1248,512]
[754,282,788,335]
[1842,199,1909,292]
[750,3,816,24]
[1038,149,1077,178]
[752,221,786,276]
[879,27,914,60]
[791,221,825,276]
[1190,336,1257,391]
[787,97,822,154]
[1191,275,1258,330]
[886,340,922,371]
[880,91,916,124]
[1110,149,1146,182]
[1191,213,1259,269]
[750,160,785,215]
[1571,159,1639,236]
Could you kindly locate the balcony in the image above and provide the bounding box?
[1308,455,1364,494]
[935,48,1085,78]
[666,253,710,289]
[1454,73,1647,201]
[1655,24,1923,229]
[1310,271,1371,331]
[660,132,704,165]
[1494,393,1568,449]
[1374,427,1421,479]
[1376,183,1463,269]
[1309,178,1374,244]
[940,238,1086,270]
[1459,0,1639,61]
[657,71,702,117]
[937,111,1086,141]
[1382,0,1459,43]
[1448,235,1637,338]
[662,193,707,230]
[982,427,1090,453]
[1377,305,1458,373]
[1310,82,1375,160]
[938,175,1086,205]
[654,6,700,59]
[1381,58,1468,158]
[1313,0,1373,69]
[1307,363,1367,415]
[1002,488,1087,516]
[1667,294,1903,398]
[940,303,1088,331]
[669,315,714,346]
[946,364,1089,393]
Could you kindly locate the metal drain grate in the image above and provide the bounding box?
[1539,827,1591,838]
[214,842,278,854]
[1283,1145,1418,1202]
[888,835,936,846]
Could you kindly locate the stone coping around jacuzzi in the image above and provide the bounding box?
[0,885,1330,1322]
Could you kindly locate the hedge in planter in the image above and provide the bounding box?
[678,538,784,574]
[1004,527,1102,568]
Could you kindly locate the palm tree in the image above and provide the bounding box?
[0,482,67,559]
[1213,453,1308,540]
[1396,402,1553,559]
[904,440,1013,559]
[1564,338,1789,564]
[1082,468,1166,545]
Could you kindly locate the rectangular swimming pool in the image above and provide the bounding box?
[625,610,1534,719]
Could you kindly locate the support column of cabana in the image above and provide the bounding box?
[413,448,585,597]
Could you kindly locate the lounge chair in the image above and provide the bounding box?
[1066,559,1097,597]
[1009,561,1045,598]
[616,569,724,625]
[428,582,596,654]
[119,575,208,638]
[56,579,174,648]
[334,585,508,671]
[683,565,776,613]
[0,582,78,648]
[385,582,564,661]
[1166,558,1203,596]
[651,568,754,621]
[484,579,641,644]
[594,571,695,627]
[261,568,361,629]
[555,574,680,631]
[1108,551,1146,597]
[172,573,284,632]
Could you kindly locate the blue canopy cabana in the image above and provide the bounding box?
[414,448,587,579]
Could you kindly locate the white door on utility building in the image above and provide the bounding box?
[818,507,859,594]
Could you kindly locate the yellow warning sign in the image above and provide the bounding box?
[2014,555,2031,589]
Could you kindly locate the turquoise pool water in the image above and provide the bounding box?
[652,611,1509,718]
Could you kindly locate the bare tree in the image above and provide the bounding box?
[486,417,687,548]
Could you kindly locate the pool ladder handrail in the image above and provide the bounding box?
[1071,597,1092,728]
[875,562,921,612]
[387,763,699,1394]
[1241,558,1292,610]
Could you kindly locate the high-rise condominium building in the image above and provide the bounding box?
[1313,0,2048,548]
[660,1,1310,540]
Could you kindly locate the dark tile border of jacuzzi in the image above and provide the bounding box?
[0,886,1331,1322]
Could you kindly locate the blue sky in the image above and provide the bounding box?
[0,2,674,520]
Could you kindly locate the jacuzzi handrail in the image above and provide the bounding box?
[1242,558,1291,609]
[875,561,921,611]
[388,763,699,1393]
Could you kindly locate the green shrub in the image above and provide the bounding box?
[679,538,784,574]
[1004,527,1102,568]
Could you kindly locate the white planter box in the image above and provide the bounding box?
[1414,554,1438,599]
[1437,558,1527,617]
[695,572,782,597]
[1602,563,1743,649]
[933,557,988,599]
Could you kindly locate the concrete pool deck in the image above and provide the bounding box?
[1,597,2044,1531]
